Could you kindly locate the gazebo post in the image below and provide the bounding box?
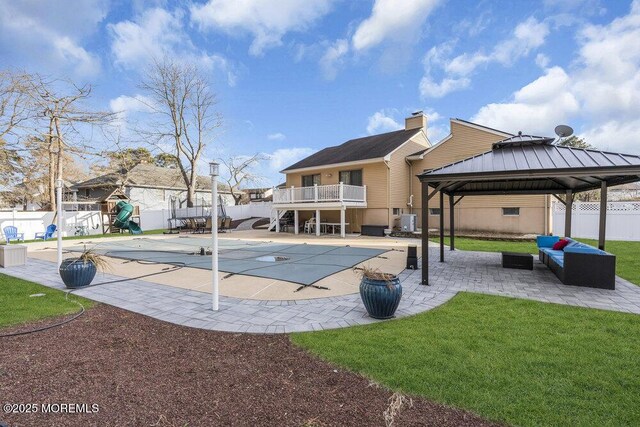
[599,181,608,250]
[439,191,444,262]
[565,190,573,237]
[449,193,455,251]
[421,181,429,285]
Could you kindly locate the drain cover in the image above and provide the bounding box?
[256,255,290,262]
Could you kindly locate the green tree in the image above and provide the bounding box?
[558,135,593,149]
[154,152,179,168]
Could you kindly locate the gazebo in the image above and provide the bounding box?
[418,133,640,285]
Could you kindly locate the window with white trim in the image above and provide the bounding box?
[429,208,441,215]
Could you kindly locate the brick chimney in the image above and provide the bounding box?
[405,111,427,131]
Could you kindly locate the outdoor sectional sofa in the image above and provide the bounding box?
[537,236,616,290]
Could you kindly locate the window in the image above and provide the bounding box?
[339,169,363,186]
[301,174,321,187]
[502,207,520,216]
[393,208,402,216]
[429,208,441,215]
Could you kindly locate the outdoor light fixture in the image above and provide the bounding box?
[210,161,220,311]
[209,161,219,177]
[55,178,64,269]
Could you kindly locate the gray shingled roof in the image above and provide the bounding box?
[419,137,640,195]
[73,163,230,192]
[281,128,421,172]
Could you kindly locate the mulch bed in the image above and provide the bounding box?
[0,305,497,427]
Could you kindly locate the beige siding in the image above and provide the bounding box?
[411,121,548,233]
[388,133,429,216]
[416,205,546,234]
[285,161,389,208]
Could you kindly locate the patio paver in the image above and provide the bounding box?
[3,248,640,333]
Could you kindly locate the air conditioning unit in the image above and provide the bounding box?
[400,214,417,232]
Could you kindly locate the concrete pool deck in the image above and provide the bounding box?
[3,233,640,333]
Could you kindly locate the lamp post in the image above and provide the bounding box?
[210,161,220,311]
[56,179,63,269]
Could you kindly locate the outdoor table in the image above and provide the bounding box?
[319,222,349,235]
[501,252,533,270]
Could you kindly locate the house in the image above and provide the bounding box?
[72,163,237,211]
[242,187,274,203]
[274,112,551,236]
[608,182,640,201]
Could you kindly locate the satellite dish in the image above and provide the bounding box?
[555,124,574,138]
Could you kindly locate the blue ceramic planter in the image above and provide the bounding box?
[59,258,97,289]
[359,276,402,319]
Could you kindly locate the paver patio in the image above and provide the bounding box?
[4,248,640,333]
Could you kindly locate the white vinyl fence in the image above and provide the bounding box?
[552,201,640,241]
[0,210,103,240]
[224,202,272,220]
[0,201,274,241]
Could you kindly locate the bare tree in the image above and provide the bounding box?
[0,70,32,138]
[221,154,267,205]
[139,58,222,207]
[27,75,115,210]
[0,70,32,184]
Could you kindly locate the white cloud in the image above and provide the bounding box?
[535,53,550,68]
[421,17,549,99]
[472,67,579,135]
[108,7,237,85]
[317,0,440,80]
[352,0,441,51]
[366,110,403,135]
[251,147,316,184]
[267,132,286,141]
[320,39,349,80]
[110,94,155,118]
[419,76,470,98]
[190,0,334,56]
[471,1,640,153]
[0,0,106,76]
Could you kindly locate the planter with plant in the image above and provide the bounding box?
[58,248,108,289]
[356,266,402,319]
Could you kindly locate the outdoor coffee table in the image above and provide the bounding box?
[501,252,533,270]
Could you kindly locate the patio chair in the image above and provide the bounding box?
[204,217,212,233]
[304,218,315,234]
[3,226,25,243]
[35,224,57,241]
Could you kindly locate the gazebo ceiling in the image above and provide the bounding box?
[418,136,640,195]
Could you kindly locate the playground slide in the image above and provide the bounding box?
[113,201,143,235]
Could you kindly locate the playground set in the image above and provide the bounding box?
[103,200,143,235]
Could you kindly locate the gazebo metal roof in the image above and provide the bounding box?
[418,136,640,195]
[417,134,640,286]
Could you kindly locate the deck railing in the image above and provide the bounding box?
[273,183,366,204]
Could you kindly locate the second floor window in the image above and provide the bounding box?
[301,174,321,187]
[339,169,363,186]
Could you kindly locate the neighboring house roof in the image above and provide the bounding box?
[73,163,232,193]
[281,128,422,172]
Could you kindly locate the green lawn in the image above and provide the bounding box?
[432,237,640,286]
[292,292,640,426]
[0,273,94,328]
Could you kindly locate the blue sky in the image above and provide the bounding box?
[1,0,639,185]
